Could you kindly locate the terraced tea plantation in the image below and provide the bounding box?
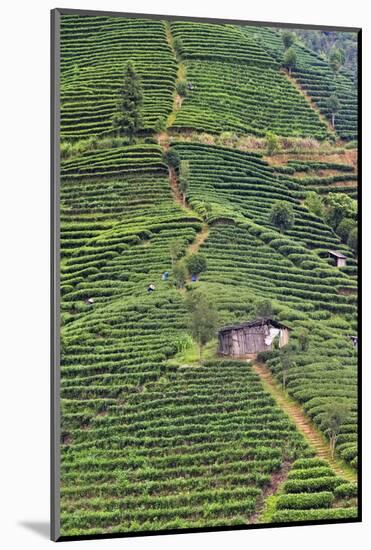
[60,16,177,140]
[272,158,358,199]
[58,13,359,539]
[61,360,315,534]
[170,22,329,138]
[243,25,357,140]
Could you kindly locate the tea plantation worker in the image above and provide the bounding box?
[86,297,94,305]
[162,271,169,281]
[147,283,156,293]
[191,273,197,282]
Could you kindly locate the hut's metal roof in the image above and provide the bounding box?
[328,250,347,259]
[218,317,291,334]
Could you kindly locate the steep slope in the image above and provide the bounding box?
[59,147,327,536]
[170,142,358,467]
[243,25,357,140]
[169,22,330,139]
[58,13,359,538]
[60,16,177,140]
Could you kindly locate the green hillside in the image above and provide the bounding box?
[60,17,177,140]
[58,14,358,538]
[243,25,357,140]
[169,22,330,138]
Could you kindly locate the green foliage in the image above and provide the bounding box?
[173,36,184,55]
[271,507,357,523]
[281,31,296,50]
[164,148,180,169]
[347,227,358,255]
[327,94,340,114]
[242,25,357,139]
[173,333,194,353]
[269,201,295,233]
[173,260,188,288]
[185,253,208,275]
[297,328,309,351]
[283,47,297,74]
[185,290,218,360]
[283,476,342,493]
[176,79,189,97]
[325,192,357,229]
[112,61,143,143]
[169,239,184,265]
[154,116,167,133]
[276,491,334,510]
[304,191,325,219]
[256,350,280,363]
[294,30,356,79]
[255,299,274,318]
[59,19,359,531]
[266,131,279,156]
[329,47,345,75]
[337,218,356,243]
[280,347,295,389]
[334,482,358,499]
[179,160,190,205]
[60,17,177,140]
[321,401,351,457]
[169,22,330,139]
[327,94,341,127]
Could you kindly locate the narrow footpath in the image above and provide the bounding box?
[252,360,357,483]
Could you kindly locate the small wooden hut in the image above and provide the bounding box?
[218,318,291,358]
[328,250,347,268]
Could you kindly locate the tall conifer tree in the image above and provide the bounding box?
[113,61,143,143]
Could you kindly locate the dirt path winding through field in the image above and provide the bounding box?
[252,361,357,483]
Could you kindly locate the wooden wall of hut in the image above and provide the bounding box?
[219,325,272,357]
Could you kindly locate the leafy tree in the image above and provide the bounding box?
[164,149,180,169]
[297,328,309,351]
[173,260,188,289]
[154,116,167,133]
[266,131,279,156]
[337,218,356,243]
[112,61,143,143]
[255,299,274,318]
[169,239,183,266]
[185,253,207,276]
[269,201,295,233]
[327,94,340,128]
[185,290,218,361]
[348,227,358,256]
[294,30,356,79]
[325,193,357,229]
[176,79,188,97]
[282,31,296,50]
[173,36,184,56]
[284,47,297,75]
[203,202,213,221]
[280,347,295,390]
[321,401,350,457]
[179,160,190,206]
[329,47,345,76]
[304,191,325,218]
